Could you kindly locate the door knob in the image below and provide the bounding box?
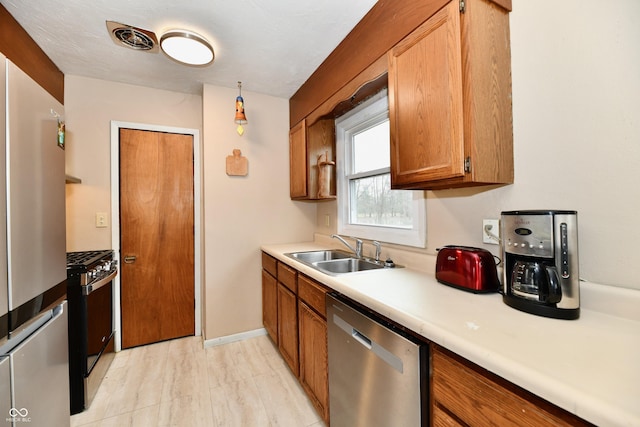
[123,255,137,264]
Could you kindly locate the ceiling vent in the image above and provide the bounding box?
[106,21,159,52]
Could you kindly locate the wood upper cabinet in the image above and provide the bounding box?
[289,118,336,200]
[298,275,330,423]
[289,120,308,199]
[388,0,513,190]
[432,345,591,427]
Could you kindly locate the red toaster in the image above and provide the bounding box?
[435,246,500,293]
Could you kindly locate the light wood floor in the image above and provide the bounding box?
[70,334,325,427]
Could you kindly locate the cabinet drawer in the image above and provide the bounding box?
[262,252,277,277]
[432,346,590,427]
[432,405,464,427]
[298,274,328,318]
[278,262,297,293]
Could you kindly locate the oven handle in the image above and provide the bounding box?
[82,270,118,296]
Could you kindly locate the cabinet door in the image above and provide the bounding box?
[262,270,278,344]
[277,283,299,376]
[388,1,465,188]
[289,119,308,198]
[299,301,329,423]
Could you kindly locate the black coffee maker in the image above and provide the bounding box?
[501,210,580,320]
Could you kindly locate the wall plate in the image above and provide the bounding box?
[483,219,500,245]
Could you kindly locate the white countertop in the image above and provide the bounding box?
[262,241,640,427]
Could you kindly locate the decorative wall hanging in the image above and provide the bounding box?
[51,109,65,149]
[234,81,248,135]
[226,149,248,176]
[317,151,335,198]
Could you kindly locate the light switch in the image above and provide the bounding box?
[96,212,108,228]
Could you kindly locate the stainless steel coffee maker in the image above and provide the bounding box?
[501,210,580,319]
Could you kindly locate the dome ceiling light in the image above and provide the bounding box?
[160,30,215,66]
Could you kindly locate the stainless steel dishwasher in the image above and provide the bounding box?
[327,293,429,426]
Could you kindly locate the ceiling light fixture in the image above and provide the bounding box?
[160,30,214,66]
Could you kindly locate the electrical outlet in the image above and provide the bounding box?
[482,219,500,245]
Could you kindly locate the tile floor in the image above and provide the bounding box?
[70,334,325,427]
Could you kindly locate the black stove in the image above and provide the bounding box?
[66,250,117,414]
[67,250,116,291]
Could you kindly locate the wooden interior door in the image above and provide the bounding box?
[119,128,195,349]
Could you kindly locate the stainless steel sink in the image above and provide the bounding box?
[313,258,384,275]
[285,249,398,275]
[286,250,352,264]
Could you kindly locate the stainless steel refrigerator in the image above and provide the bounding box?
[0,56,70,426]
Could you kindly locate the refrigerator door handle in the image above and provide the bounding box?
[0,309,53,355]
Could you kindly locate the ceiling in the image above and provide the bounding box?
[0,0,378,98]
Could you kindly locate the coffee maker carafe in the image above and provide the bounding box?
[501,210,580,319]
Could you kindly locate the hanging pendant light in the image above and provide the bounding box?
[234,81,248,135]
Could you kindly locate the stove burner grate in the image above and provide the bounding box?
[67,250,113,270]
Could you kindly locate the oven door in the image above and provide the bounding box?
[85,275,114,374]
[83,271,116,407]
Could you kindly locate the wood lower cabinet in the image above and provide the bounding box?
[261,254,330,423]
[277,263,299,376]
[388,0,513,190]
[263,253,592,426]
[262,252,301,377]
[261,253,278,344]
[262,270,278,344]
[431,345,592,427]
[298,275,330,423]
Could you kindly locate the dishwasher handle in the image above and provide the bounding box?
[332,312,404,373]
[352,328,372,349]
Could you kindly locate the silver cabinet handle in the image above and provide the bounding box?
[123,255,137,264]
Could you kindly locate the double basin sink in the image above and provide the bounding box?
[285,249,398,275]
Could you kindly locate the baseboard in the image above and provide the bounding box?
[203,327,268,348]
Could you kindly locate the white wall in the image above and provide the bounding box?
[64,76,202,251]
[426,0,640,290]
[202,85,316,339]
[318,0,640,290]
[65,77,317,341]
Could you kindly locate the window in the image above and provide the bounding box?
[336,91,426,248]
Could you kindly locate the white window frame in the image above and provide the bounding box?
[336,91,426,248]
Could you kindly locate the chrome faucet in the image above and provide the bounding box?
[331,234,363,258]
[373,241,382,262]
